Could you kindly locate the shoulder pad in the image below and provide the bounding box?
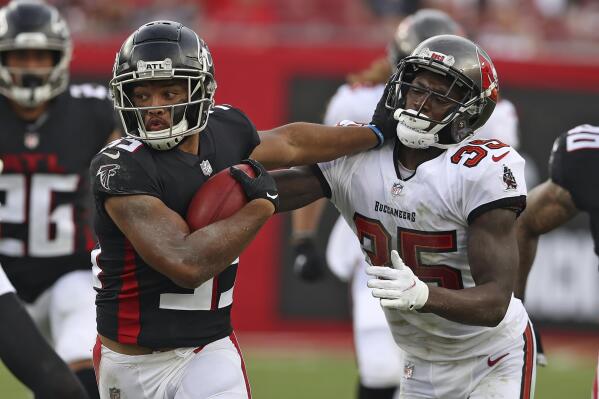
[69,83,110,100]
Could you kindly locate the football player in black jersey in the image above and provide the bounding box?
[90,20,393,398]
[516,124,599,398]
[0,2,120,398]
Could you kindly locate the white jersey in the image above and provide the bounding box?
[317,139,529,361]
[0,263,15,296]
[324,84,385,126]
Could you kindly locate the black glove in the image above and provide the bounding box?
[230,159,279,212]
[292,236,326,282]
[369,76,398,140]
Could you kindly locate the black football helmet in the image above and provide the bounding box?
[388,9,463,69]
[385,35,499,149]
[0,0,71,107]
[111,21,216,150]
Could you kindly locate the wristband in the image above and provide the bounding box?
[367,124,385,148]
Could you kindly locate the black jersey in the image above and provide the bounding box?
[90,105,260,349]
[550,124,599,257]
[0,84,116,302]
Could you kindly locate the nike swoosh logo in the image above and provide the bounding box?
[492,151,510,162]
[266,193,278,200]
[487,352,509,367]
[103,151,120,160]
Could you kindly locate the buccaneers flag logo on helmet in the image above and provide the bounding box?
[478,52,498,102]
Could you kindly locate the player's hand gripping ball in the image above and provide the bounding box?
[186,164,256,231]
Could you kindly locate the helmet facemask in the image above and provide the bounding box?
[386,55,487,149]
[0,47,70,108]
[0,2,72,107]
[110,61,216,151]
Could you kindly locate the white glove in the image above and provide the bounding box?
[366,250,429,311]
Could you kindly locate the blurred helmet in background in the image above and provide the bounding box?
[111,20,216,151]
[386,35,498,149]
[0,0,72,107]
[388,9,463,69]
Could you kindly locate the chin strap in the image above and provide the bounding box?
[138,118,189,151]
[393,108,448,149]
[10,85,53,107]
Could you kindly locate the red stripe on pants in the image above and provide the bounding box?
[520,323,534,399]
[230,332,252,399]
[93,336,102,384]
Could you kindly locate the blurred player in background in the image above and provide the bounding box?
[291,9,525,399]
[516,123,599,397]
[90,20,396,399]
[276,34,535,398]
[1,148,87,398]
[0,1,120,398]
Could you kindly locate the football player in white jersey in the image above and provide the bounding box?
[276,35,536,398]
[291,9,529,399]
[293,10,469,399]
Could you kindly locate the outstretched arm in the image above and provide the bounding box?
[251,123,380,170]
[515,180,578,299]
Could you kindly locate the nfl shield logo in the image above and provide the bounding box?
[403,361,415,379]
[24,132,40,149]
[109,387,121,399]
[200,160,213,176]
[391,182,404,196]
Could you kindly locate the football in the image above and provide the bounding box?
[186,163,255,230]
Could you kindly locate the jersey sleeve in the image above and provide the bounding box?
[549,125,599,211]
[316,154,356,204]
[90,141,160,200]
[210,105,260,158]
[460,148,527,224]
[0,264,15,296]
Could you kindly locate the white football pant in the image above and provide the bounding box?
[94,334,251,399]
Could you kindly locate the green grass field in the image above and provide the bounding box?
[0,348,595,399]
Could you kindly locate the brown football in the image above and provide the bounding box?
[186,164,255,230]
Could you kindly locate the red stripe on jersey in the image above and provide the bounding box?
[210,277,219,310]
[117,240,141,344]
[520,322,535,399]
[230,332,252,399]
[93,336,102,383]
[84,226,96,253]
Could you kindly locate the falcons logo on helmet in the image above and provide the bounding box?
[97,164,120,190]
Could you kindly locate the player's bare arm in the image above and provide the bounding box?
[105,194,273,289]
[420,208,518,327]
[515,179,578,298]
[273,166,325,212]
[251,124,380,170]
